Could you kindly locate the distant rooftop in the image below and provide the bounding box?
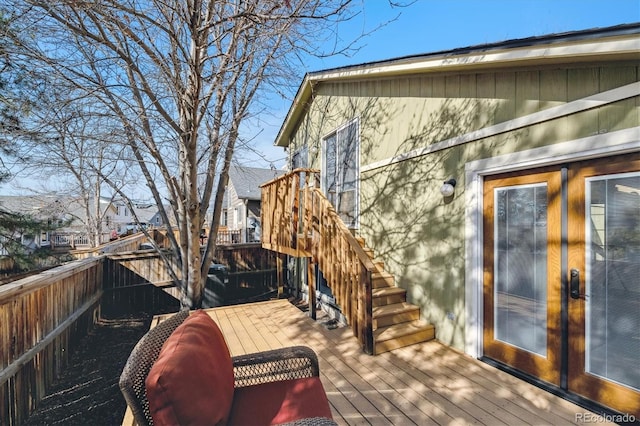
[228,165,285,200]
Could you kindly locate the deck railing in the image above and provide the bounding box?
[216,229,242,244]
[52,232,91,248]
[261,169,375,354]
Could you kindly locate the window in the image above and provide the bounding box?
[292,145,308,169]
[322,119,359,228]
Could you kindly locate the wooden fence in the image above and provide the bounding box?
[0,237,280,425]
[101,251,181,316]
[0,257,103,426]
[71,232,150,259]
[216,229,242,244]
[215,243,278,304]
[51,232,91,249]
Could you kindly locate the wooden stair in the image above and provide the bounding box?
[261,170,434,355]
[357,238,435,354]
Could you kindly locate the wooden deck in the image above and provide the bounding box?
[127,300,610,425]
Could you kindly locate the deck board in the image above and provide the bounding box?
[130,300,612,426]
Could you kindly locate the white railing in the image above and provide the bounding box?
[52,233,91,248]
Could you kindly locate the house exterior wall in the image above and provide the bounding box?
[227,182,258,242]
[286,62,640,351]
[226,182,243,231]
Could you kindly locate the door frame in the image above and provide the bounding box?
[464,127,639,359]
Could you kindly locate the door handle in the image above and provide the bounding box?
[570,268,581,299]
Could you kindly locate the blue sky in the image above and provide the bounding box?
[251,0,639,168]
[310,0,640,71]
[2,1,638,195]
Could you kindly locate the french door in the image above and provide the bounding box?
[483,154,640,416]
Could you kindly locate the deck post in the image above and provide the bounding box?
[276,253,285,298]
[361,265,374,355]
[307,259,316,320]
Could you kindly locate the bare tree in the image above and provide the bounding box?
[5,0,371,308]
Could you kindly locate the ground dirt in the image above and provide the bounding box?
[23,314,152,426]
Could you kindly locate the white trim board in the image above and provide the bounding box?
[362,81,640,173]
[312,37,640,83]
[463,126,640,358]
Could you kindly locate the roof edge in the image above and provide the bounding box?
[274,23,640,148]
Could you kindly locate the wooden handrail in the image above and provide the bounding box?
[261,169,375,354]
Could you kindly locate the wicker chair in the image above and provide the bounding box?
[119,310,336,426]
[119,310,189,426]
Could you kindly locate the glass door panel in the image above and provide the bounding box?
[483,169,561,385]
[322,133,337,206]
[568,154,640,417]
[585,173,640,392]
[494,184,548,356]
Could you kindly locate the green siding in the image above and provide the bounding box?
[286,63,639,351]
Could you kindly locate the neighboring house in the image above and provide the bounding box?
[146,207,166,228]
[0,195,116,251]
[112,199,162,236]
[270,24,640,417]
[53,196,120,246]
[0,196,61,254]
[112,198,133,233]
[223,165,284,243]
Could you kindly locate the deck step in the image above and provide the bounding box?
[372,271,395,288]
[317,231,435,355]
[372,302,420,329]
[374,321,435,354]
[372,287,406,307]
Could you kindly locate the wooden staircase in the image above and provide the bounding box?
[359,238,435,354]
[261,169,435,355]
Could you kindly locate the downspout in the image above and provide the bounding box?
[244,199,248,243]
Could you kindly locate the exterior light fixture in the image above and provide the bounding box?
[440,179,457,197]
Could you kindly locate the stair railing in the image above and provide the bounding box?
[261,169,375,354]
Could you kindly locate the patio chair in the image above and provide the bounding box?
[119,310,189,426]
[119,309,336,426]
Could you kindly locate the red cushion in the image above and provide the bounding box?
[146,310,234,426]
[229,377,333,425]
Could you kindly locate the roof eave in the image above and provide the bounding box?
[273,25,640,149]
[274,74,313,148]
